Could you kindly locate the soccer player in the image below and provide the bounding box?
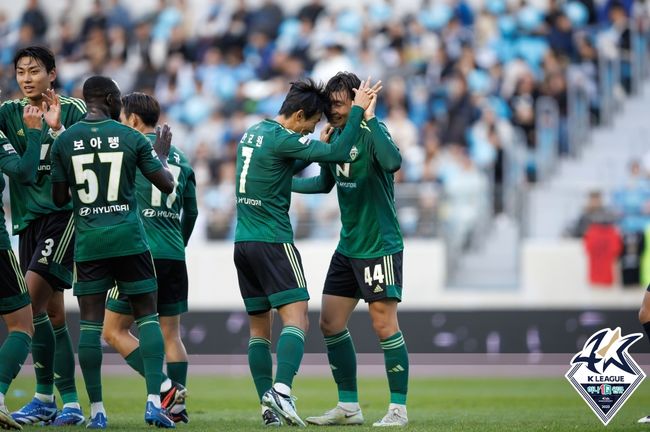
[0,46,85,426]
[0,104,46,430]
[293,72,409,427]
[234,77,375,427]
[103,92,197,423]
[50,76,176,429]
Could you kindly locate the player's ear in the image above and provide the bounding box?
[48,68,57,85]
[295,109,305,122]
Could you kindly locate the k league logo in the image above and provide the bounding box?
[566,327,645,425]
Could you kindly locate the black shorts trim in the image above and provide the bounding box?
[323,251,403,303]
[234,241,310,313]
[74,251,157,296]
[19,211,74,290]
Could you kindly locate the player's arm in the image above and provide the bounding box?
[292,164,335,194]
[50,140,71,207]
[292,160,311,174]
[0,107,42,184]
[140,125,174,194]
[368,119,401,173]
[181,170,198,246]
[276,105,364,162]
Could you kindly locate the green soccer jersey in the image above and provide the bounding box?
[51,119,163,262]
[235,106,364,243]
[135,136,196,260]
[293,117,403,258]
[0,129,41,249]
[0,96,86,234]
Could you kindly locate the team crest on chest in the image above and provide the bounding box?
[349,145,359,161]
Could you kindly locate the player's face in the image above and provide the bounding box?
[15,56,55,101]
[329,90,352,128]
[296,111,322,135]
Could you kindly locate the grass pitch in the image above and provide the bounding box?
[5,375,650,431]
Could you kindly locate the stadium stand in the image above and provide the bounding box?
[1,0,650,291]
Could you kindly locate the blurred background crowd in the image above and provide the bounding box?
[0,0,649,271]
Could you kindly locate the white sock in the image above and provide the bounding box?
[63,402,80,410]
[0,391,5,406]
[338,402,360,411]
[34,393,54,403]
[388,403,407,414]
[160,379,172,393]
[147,394,161,408]
[273,383,291,396]
[90,402,106,418]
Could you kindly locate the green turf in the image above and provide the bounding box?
[5,374,650,431]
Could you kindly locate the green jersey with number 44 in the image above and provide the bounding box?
[293,117,403,258]
[136,135,196,260]
[235,106,364,243]
[0,96,86,234]
[51,119,163,261]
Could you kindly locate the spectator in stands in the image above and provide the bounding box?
[566,190,617,237]
[20,0,47,41]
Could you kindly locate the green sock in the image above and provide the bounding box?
[248,337,272,401]
[32,313,55,395]
[167,362,188,387]
[53,325,79,404]
[0,331,31,394]
[125,348,146,377]
[78,320,103,403]
[136,314,164,395]
[325,329,358,403]
[275,326,305,389]
[380,331,409,405]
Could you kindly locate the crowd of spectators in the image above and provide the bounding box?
[0,0,643,244]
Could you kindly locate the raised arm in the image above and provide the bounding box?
[368,119,401,173]
[142,124,174,194]
[292,164,335,194]
[0,106,43,183]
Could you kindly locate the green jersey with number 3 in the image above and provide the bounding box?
[51,119,163,261]
[234,106,364,243]
[136,135,195,260]
[0,96,86,234]
[293,118,403,259]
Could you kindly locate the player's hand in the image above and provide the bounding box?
[23,105,44,130]
[41,88,62,131]
[353,77,382,112]
[320,123,334,143]
[154,123,172,160]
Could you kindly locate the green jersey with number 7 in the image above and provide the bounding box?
[234,106,365,244]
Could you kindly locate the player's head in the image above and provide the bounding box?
[13,46,56,101]
[82,76,122,121]
[278,78,328,135]
[324,72,361,128]
[120,92,160,132]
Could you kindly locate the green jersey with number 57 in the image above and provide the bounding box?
[0,96,86,234]
[51,119,163,261]
[135,135,196,260]
[235,106,364,243]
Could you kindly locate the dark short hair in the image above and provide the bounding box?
[82,76,120,102]
[324,72,361,103]
[121,92,160,127]
[13,46,56,72]
[278,78,328,119]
